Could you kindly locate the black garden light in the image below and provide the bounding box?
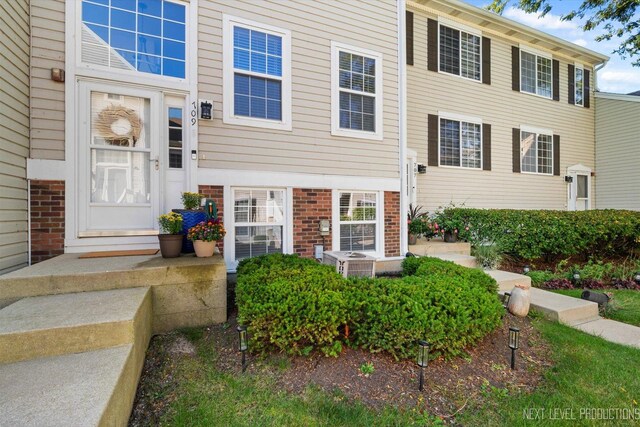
[572,271,581,285]
[508,327,520,370]
[417,340,430,391]
[634,272,640,285]
[237,324,248,372]
[523,265,530,275]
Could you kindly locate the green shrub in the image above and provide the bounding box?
[401,256,422,276]
[527,270,555,287]
[472,243,503,269]
[447,208,640,261]
[407,256,499,294]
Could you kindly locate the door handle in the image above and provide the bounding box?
[151,156,159,170]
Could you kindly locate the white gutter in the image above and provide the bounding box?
[593,59,609,92]
[398,0,408,256]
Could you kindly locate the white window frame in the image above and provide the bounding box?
[230,187,289,262]
[574,63,584,107]
[332,190,384,257]
[519,46,553,100]
[520,125,554,176]
[437,112,483,170]
[331,41,384,141]
[222,15,292,131]
[437,18,482,83]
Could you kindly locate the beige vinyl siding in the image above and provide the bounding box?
[0,0,29,273]
[408,8,597,211]
[30,0,65,160]
[198,0,400,179]
[595,96,640,210]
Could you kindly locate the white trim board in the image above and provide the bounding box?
[27,159,66,181]
[198,168,400,192]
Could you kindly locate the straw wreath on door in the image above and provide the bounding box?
[95,104,143,147]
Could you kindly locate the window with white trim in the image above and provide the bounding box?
[223,16,291,130]
[233,188,285,260]
[439,23,481,81]
[338,192,377,252]
[575,66,584,106]
[331,42,383,140]
[521,130,553,174]
[440,117,482,169]
[521,50,552,98]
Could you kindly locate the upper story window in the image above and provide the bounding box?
[520,50,552,98]
[521,129,553,175]
[439,116,482,169]
[439,23,481,81]
[81,0,187,79]
[575,66,584,106]
[331,42,383,140]
[223,16,291,130]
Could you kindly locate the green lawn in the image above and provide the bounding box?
[553,289,640,327]
[159,320,640,426]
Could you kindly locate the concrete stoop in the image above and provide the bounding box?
[409,239,471,256]
[430,253,477,268]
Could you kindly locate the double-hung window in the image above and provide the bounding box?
[331,42,383,140]
[223,16,291,130]
[337,192,378,252]
[521,128,553,175]
[439,115,482,169]
[439,22,481,81]
[520,49,552,98]
[574,65,584,106]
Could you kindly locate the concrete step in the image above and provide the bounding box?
[0,287,152,364]
[409,239,471,256]
[529,288,600,325]
[486,269,532,291]
[430,253,477,268]
[573,318,640,349]
[0,344,140,427]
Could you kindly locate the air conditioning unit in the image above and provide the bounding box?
[322,251,376,278]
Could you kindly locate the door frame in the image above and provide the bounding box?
[567,164,592,211]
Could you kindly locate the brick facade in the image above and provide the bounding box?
[384,191,401,257]
[199,185,225,255]
[293,188,332,258]
[30,180,65,264]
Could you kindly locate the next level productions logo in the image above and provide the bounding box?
[523,407,640,421]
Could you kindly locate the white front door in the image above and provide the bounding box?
[567,165,591,211]
[78,82,161,236]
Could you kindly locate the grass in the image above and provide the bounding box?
[552,289,640,326]
[458,320,640,426]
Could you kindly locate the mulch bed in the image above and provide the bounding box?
[130,312,552,425]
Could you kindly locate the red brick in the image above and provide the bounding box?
[198,185,225,256]
[30,180,65,264]
[384,191,401,257]
[293,188,332,259]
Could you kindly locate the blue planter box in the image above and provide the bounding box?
[172,209,206,253]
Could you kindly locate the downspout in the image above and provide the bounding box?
[592,58,608,210]
[593,59,608,92]
[27,0,33,266]
[398,0,408,257]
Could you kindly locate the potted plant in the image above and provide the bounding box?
[407,204,427,245]
[187,218,226,257]
[432,205,467,243]
[172,192,206,253]
[157,212,183,258]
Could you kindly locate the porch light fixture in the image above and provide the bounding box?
[634,272,640,285]
[237,325,248,373]
[508,327,520,370]
[523,265,530,275]
[417,340,430,391]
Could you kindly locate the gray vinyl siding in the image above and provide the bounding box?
[408,7,598,211]
[197,0,400,179]
[30,0,65,160]
[0,0,29,273]
[595,96,640,210]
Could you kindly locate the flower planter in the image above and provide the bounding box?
[193,240,216,258]
[158,234,183,258]
[172,209,206,253]
[408,234,418,245]
[443,231,458,243]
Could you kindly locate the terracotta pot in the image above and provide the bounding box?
[443,230,458,243]
[193,240,216,257]
[408,234,418,245]
[158,234,183,258]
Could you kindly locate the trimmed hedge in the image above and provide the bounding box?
[447,208,640,261]
[236,254,503,359]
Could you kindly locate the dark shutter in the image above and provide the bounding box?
[428,114,439,167]
[568,64,575,105]
[584,69,591,108]
[482,123,491,171]
[511,46,520,91]
[552,59,560,101]
[406,11,414,66]
[512,128,521,173]
[553,135,560,176]
[427,19,438,72]
[482,37,491,85]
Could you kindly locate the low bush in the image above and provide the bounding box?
[237,254,503,360]
[527,270,555,287]
[446,208,640,261]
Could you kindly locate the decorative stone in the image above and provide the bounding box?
[508,286,531,317]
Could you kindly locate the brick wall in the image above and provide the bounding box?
[199,185,224,255]
[30,180,65,264]
[384,191,401,257]
[293,188,332,258]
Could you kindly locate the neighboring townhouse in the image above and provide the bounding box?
[405,0,608,212]
[595,92,640,210]
[0,0,30,274]
[26,0,403,270]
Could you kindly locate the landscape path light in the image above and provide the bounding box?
[237,324,248,373]
[417,340,430,391]
[509,327,520,370]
